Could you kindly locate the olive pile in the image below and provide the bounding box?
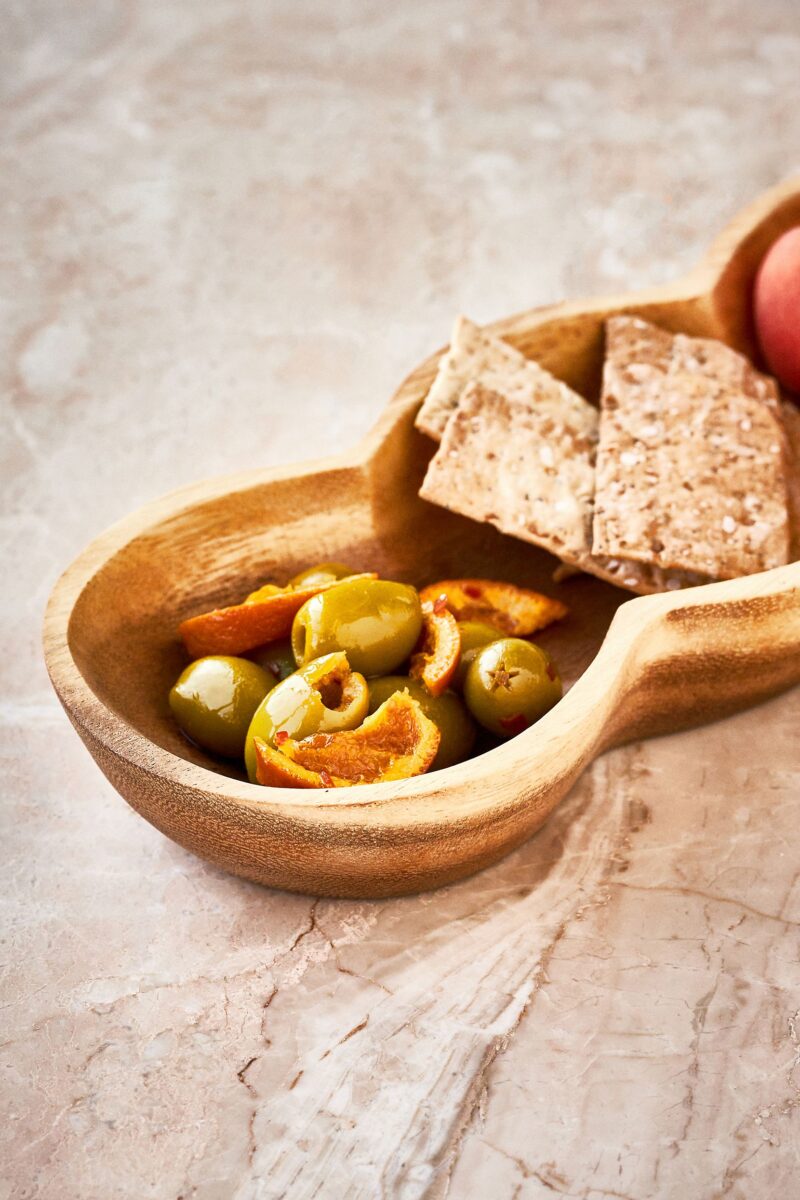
[170,567,564,785]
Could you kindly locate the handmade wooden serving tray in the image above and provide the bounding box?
[44,180,800,898]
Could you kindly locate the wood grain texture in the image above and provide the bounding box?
[43,179,800,898]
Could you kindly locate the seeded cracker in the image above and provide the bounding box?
[593,316,790,579]
[419,379,709,595]
[415,315,586,442]
[420,380,597,560]
[781,401,800,561]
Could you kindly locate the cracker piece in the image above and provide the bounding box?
[592,316,790,579]
[419,381,596,561]
[415,315,589,442]
[419,380,709,595]
[781,400,800,561]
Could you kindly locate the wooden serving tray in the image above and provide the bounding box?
[44,180,800,898]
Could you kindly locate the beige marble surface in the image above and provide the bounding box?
[2,2,800,1197]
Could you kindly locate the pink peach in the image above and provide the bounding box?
[754,226,800,394]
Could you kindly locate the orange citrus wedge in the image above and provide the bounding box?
[409,599,460,696]
[419,578,567,636]
[254,692,440,788]
[179,573,376,658]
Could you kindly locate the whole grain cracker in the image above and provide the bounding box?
[781,400,800,561]
[592,316,790,579]
[419,380,710,595]
[415,315,589,443]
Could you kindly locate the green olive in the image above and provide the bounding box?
[248,637,296,681]
[244,652,368,782]
[454,620,503,689]
[292,578,422,677]
[169,656,275,758]
[463,638,562,737]
[244,582,282,603]
[367,676,476,771]
[287,562,354,589]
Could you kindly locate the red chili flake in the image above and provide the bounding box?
[320,769,334,788]
[545,661,557,682]
[275,730,289,746]
[433,594,448,615]
[463,584,482,599]
[499,713,529,736]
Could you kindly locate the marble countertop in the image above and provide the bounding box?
[3,2,799,1197]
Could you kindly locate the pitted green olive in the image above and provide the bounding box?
[169,656,275,758]
[249,637,296,682]
[244,652,368,782]
[463,638,562,737]
[453,620,503,688]
[244,582,283,603]
[287,562,355,589]
[292,579,422,677]
[367,676,476,771]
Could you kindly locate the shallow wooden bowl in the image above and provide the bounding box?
[44,180,800,898]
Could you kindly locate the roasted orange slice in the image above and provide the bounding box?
[409,599,460,696]
[180,573,376,658]
[419,578,567,636]
[252,747,351,789]
[254,692,440,788]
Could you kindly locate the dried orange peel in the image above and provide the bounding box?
[253,747,350,789]
[254,692,440,788]
[409,599,461,696]
[419,578,567,636]
[179,573,376,658]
